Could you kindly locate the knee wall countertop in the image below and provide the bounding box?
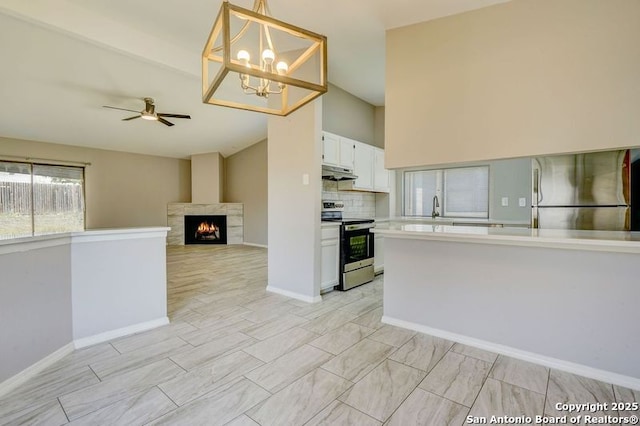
[373,222,640,254]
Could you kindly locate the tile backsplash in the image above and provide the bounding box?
[322,180,376,218]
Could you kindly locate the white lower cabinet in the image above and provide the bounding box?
[374,233,384,273]
[321,226,340,291]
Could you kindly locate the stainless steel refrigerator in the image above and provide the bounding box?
[531,150,631,231]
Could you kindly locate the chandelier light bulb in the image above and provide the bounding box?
[237,50,250,65]
[276,61,288,74]
[261,49,275,64]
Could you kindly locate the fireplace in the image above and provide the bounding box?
[184,215,227,245]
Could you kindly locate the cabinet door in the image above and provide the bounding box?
[321,239,339,290]
[322,132,340,166]
[353,141,374,190]
[374,148,390,193]
[339,138,355,169]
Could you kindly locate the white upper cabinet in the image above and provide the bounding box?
[339,138,355,169]
[323,131,355,169]
[373,147,390,192]
[321,131,340,166]
[324,130,390,193]
[352,141,374,190]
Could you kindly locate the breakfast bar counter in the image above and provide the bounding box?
[373,222,640,253]
[373,223,640,389]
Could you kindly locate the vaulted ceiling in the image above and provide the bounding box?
[0,0,509,158]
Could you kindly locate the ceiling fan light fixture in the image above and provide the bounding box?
[202,0,327,116]
[103,97,190,127]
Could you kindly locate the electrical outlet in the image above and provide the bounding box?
[519,197,527,207]
[501,197,509,207]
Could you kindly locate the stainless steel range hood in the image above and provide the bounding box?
[322,165,358,181]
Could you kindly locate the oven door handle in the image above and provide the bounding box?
[344,223,374,231]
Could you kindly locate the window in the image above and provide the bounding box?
[0,161,85,239]
[404,166,489,218]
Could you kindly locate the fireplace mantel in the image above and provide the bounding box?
[167,203,243,246]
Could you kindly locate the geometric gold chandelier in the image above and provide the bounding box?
[202,0,328,116]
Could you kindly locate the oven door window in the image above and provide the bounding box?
[344,231,373,263]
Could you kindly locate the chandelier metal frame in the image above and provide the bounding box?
[202,0,328,116]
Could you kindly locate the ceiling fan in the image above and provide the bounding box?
[103,97,191,127]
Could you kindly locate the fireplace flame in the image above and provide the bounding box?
[196,222,218,234]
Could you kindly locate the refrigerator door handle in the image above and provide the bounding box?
[532,168,539,228]
[533,168,543,205]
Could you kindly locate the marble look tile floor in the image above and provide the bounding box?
[1,245,638,425]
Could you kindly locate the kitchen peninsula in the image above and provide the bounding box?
[374,223,640,389]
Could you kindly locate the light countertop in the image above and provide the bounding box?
[0,227,171,254]
[375,217,530,226]
[373,222,640,253]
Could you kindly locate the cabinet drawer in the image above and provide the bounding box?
[321,227,339,240]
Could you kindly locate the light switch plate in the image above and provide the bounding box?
[302,174,309,185]
[519,197,527,207]
[501,197,509,207]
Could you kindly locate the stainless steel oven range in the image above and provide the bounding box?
[322,201,375,291]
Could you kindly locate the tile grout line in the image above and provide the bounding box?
[166,356,188,374]
[109,342,123,355]
[378,344,458,424]
[56,397,71,423]
[542,368,551,417]
[462,348,501,417]
[155,385,180,409]
[313,392,382,425]
[241,374,274,397]
[87,364,102,382]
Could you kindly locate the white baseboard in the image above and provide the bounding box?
[382,316,640,391]
[0,342,75,398]
[266,286,322,304]
[74,317,170,349]
[244,243,268,249]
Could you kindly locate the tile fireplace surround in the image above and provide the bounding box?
[167,203,243,245]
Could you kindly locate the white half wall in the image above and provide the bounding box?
[0,240,72,384]
[267,99,323,300]
[0,228,169,394]
[71,230,168,340]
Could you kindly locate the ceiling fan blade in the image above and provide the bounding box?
[158,117,175,127]
[103,105,141,113]
[157,113,191,119]
[122,115,141,121]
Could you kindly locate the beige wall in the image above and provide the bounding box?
[0,137,191,228]
[386,0,640,169]
[224,140,267,246]
[268,99,323,299]
[323,83,378,147]
[191,152,224,204]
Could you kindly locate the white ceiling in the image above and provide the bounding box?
[0,0,509,158]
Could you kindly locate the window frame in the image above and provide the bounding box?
[403,165,490,219]
[0,160,86,239]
